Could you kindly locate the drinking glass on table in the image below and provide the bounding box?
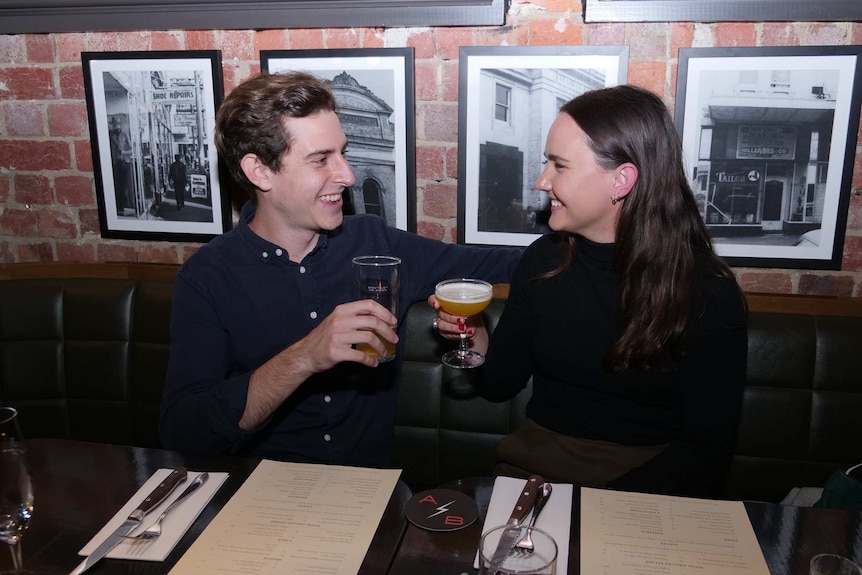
[352,256,401,363]
[810,554,862,575]
[434,278,493,369]
[479,525,557,574]
[0,407,34,575]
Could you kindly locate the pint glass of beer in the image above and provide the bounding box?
[352,255,400,363]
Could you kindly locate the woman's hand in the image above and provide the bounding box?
[427,295,490,354]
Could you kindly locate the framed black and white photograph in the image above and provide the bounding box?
[583,0,861,23]
[458,46,629,247]
[82,50,229,242]
[261,48,416,232]
[676,46,862,269]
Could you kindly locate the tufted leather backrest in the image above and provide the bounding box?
[395,299,530,491]
[2,267,862,503]
[725,312,862,502]
[0,278,172,448]
[395,300,862,502]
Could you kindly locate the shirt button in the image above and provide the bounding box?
[323,434,331,442]
[275,248,283,256]
[299,266,306,274]
[324,395,332,403]
[262,251,268,258]
[310,311,318,319]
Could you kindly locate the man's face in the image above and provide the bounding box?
[261,110,356,234]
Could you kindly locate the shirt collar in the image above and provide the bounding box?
[236,201,329,263]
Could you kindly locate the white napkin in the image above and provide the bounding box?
[474,476,573,573]
[79,469,228,562]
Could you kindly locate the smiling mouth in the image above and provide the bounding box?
[319,194,342,203]
[550,199,563,208]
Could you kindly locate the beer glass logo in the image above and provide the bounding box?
[365,280,390,299]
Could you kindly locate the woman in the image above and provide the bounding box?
[432,85,747,497]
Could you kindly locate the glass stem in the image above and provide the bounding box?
[458,333,469,357]
[9,540,23,571]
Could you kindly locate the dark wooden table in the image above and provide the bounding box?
[387,477,862,575]
[0,438,411,575]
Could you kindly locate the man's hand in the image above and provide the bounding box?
[293,299,398,371]
[240,300,397,430]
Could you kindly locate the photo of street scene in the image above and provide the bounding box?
[84,51,228,240]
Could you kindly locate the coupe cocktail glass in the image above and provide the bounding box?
[434,279,493,369]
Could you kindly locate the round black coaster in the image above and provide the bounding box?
[405,488,479,532]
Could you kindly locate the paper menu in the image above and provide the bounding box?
[168,459,401,575]
[580,487,771,575]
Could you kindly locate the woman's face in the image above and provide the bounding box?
[534,113,620,243]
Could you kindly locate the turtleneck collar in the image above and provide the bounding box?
[575,234,616,270]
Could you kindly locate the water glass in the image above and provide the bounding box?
[0,407,34,574]
[352,255,400,363]
[479,525,557,574]
[810,554,862,575]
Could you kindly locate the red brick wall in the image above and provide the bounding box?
[1,4,861,296]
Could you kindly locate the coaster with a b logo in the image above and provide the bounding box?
[405,488,479,532]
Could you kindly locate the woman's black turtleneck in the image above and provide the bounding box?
[477,233,747,497]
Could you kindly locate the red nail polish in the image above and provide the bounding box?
[457,317,463,325]
[467,329,475,337]
[459,324,465,332]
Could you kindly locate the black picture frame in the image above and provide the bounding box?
[261,48,417,232]
[82,50,229,242]
[0,0,508,35]
[583,0,862,22]
[675,46,862,270]
[457,45,629,247]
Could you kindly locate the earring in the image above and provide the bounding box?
[611,196,619,205]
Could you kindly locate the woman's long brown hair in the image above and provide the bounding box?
[548,85,734,373]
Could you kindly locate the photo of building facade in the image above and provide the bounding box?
[687,69,838,245]
[476,67,607,234]
[329,71,399,227]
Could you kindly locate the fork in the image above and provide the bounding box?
[513,482,552,554]
[124,472,209,540]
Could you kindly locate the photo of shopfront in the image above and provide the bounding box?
[687,69,837,246]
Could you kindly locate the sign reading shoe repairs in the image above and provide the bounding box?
[153,88,197,104]
[737,125,797,160]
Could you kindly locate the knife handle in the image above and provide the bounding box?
[131,467,187,518]
[509,474,543,525]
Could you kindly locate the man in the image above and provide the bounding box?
[108,115,133,215]
[160,72,520,467]
[143,156,156,197]
[143,155,158,216]
[169,154,187,210]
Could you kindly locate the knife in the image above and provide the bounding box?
[489,474,543,567]
[69,467,188,575]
